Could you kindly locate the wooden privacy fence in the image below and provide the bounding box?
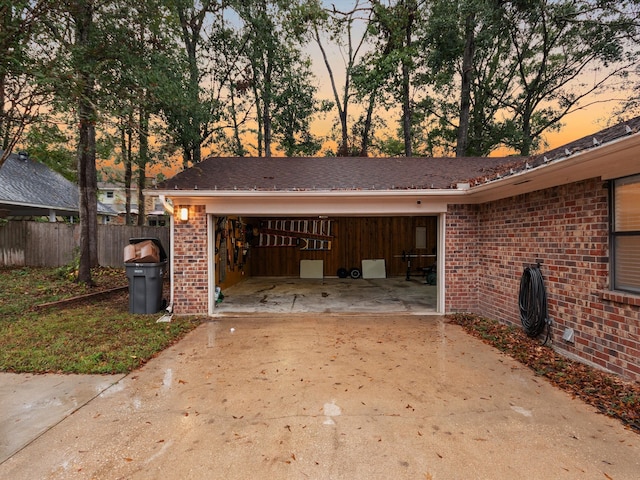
[0,222,170,268]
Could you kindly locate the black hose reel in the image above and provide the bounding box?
[518,263,551,344]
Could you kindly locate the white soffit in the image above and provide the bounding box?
[199,191,452,215]
[465,132,640,204]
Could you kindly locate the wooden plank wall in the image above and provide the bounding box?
[0,220,27,266]
[28,222,78,266]
[247,216,437,277]
[0,221,169,268]
[99,225,171,267]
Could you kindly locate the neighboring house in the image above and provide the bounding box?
[0,151,116,222]
[154,116,640,381]
[98,181,168,226]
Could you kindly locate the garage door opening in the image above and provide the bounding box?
[210,215,441,314]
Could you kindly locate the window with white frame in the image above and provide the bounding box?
[611,174,640,294]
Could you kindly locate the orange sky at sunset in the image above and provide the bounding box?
[144,84,621,182]
[144,0,632,178]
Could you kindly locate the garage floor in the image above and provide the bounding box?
[214,276,438,315]
[2,315,639,479]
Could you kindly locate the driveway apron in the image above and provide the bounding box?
[1,315,638,480]
[0,373,124,463]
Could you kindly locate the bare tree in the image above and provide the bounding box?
[0,0,55,167]
[500,0,639,155]
[306,1,373,156]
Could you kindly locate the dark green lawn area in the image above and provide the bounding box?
[0,267,202,374]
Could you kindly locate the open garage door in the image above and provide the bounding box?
[210,215,442,315]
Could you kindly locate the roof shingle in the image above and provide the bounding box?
[158,115,640,192]
[0,151,115,215]
[159,156,522,191]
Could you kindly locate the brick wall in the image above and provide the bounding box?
[445,204,480,312]
[170,181,640,380]
[447,178,640,381]
[173,205,209,315]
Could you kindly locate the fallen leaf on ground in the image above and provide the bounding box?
[447,313,640,434]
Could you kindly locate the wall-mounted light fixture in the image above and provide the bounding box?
[179,207,189,222]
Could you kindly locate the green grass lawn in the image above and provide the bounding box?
[0,267,202,374]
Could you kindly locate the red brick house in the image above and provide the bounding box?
[155,116,640,381]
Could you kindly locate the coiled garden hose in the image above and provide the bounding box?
[519,264,551,344]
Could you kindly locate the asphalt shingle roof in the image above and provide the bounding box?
[0,151,114,215]
[158,115,640,193]
[160,156,521,191]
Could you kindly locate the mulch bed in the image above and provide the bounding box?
[447,313,640,433]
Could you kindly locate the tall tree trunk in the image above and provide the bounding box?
[359,89,378,157]
[521,106,533,156]
[122,118,133,225]
[401,0,416,157]
[0,71,6,151]
[181,145,192,170]
[254,84,263,157]
[74,0,98,286]
[456,13,475,157]
[229,86,244,156]
[175,2,212,167]
[187,51,201,165]
[137,104,149,226]
[339,78,350,156]
[77,98,98,271]
[263,60,273,158]
[401,60,412,157]
[313,26,349,156]
[0,5,6,152]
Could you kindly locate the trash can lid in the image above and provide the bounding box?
[129,237,168,262]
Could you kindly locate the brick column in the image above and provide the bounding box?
[173,205,209,314]
[445,204,480,312]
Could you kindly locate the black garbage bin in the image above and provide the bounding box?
[124,237,168,314]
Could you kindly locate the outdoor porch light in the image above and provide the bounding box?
[179,207,189,221]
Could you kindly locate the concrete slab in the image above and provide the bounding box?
[214,277,437,315]
[1,315,638,479]
[0,373,124,462]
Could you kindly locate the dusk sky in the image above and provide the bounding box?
[305,0,623,157]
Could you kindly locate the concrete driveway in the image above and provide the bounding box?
[1,315,639,479]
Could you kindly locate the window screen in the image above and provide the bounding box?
[612,174,640,293]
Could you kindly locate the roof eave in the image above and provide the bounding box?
[151,129,640,208]
[152,188,467,216]
[0,199,77,213]
[152,188,467,201]
[464,131,640,203]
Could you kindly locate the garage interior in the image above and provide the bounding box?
[212,215,439,314]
